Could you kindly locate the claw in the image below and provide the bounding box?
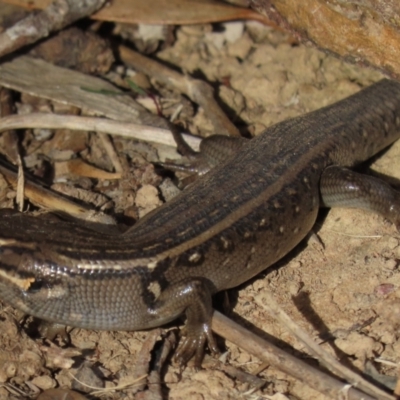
[175,323,219,368]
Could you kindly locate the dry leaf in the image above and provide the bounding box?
[2,0,270,24]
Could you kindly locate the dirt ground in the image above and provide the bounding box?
[1,18,400,400]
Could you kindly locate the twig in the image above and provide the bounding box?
[212,310,393,400]
[0,87,20,164]
[0,160,115,225]
[119,45,240,138]
[254,289,394,399]
[68,371,147,395]
[0,113,201,151]
[0,0,107,58]
[16,154,24,212]
[98,132,123,174]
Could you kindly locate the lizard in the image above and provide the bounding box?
[0,79,400,367]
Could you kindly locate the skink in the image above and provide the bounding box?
[1,79,400,366]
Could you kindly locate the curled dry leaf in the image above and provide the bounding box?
[54,159,122,180]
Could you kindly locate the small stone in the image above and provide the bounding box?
[31,375,57,390]
[384,259,397,270]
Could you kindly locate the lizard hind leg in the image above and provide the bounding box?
[148,277,219,367]
[320,166,400,230]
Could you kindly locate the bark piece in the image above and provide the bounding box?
[251,0,400,79]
